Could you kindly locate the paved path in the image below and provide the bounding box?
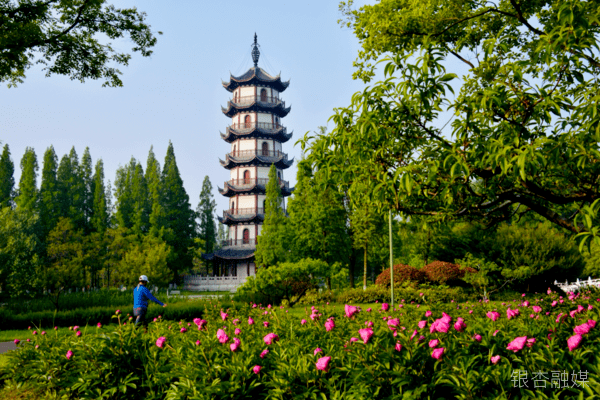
[0,341,17,355]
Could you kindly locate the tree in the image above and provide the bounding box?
[1,0,161,87]
[91,159,109,233]
[56,147,85,226]
[114,157,149,233]
[304,0,600,250]
[197,175,217,255]
[161,141,196,280]
[39,146,60,236]
[146,146,165,236]
[0,207,42,297]
[0,144,15,209]
[119,233,172,288]
[44,217,88,310]
[80,147,94,233]
[15,147,38,212]
[255,163,289,267]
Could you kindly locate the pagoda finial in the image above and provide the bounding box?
[251,33,260,68]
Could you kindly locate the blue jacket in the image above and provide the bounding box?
[133,284,164,309]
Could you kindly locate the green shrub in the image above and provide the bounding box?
[337,284,472,304]
[375,264,427,287]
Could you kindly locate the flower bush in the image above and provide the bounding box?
[1,290,599,399]
[375,263,427,287]
[421,261,475,285]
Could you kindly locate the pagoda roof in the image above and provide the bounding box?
[219,211,264,226]
[218,179,293,197]
[220,126,293,143]
[219,153,294,170]
[222,67,290,92]
[221,99,291,118]
[203,248,255,261]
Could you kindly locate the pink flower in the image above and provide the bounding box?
[41,331,46,335]
[180,327,187,333]
[429,319,450,334]
[491,355,501,364]
[440,312,452,324]
[387,318,400,329]
[156,337,167,348]
[325,318,335,332]
[523,300,530,307]
[419,292,424,297]
[253,365,262,374]
[358,328,374,344]
[473,334,482,342]
[234,328,242,335]
[588,320,597,328]
[395,342,402,352]
[217,329,229,344]
[366,308,372,312]
[418,320,427,329]
[469,310,473,314]
[431,347,444,360]
[577,305,585,313]
[35,345,39,349]
[506,308,519,319]
[350,337,359,342]
[425,310,432,317]
[551,301,558,307]
[506,336,527,352]
[263,333,279,345]
[526,338,536,347]
[248,317,254,325]
[365,321,374,328]
[344,304,360,318]
[522,293,526,297]
[381,303,390,312]
[588,305,593,311]
[493,330,499,336]
[195,340,201,346]
[32,331,37,335]
[567,334,583,351]
[486,311,500,321]
[66,350,73,360]
[314,347,322,356]
[230,337,241,352]
[410,329,418,340]
[260,349,269,358]
[316,356,331,372]
[13,339,19,345]
[263,321,269,328]
[97,323,102,328]
[556,313,566,323]
[115,310,121,315]
[220,311,228,321]
[301,319,307,325]
[76,331,82,337]
[454,318,466,332]
[429,339,439,348]
[54,326,58,330]
[569,309,578,318]
[574,323,592,335]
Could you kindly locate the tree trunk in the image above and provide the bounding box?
[363,243,368,291]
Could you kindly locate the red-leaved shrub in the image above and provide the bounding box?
[375,264,427,287]
[422,261,475,284]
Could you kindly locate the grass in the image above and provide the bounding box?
[169,290,232,296]
[0,325,120,343]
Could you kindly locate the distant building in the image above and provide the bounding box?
[185,34,294,292]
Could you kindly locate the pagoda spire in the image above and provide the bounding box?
[252,33,260,67]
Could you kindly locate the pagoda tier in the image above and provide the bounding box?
[222,67,290,93]
[219,209,265,226]
[221,98,291,118]
[218,178,293,197]
[219,150,294,169]
[220,125,293,143]
[203,248,255,261]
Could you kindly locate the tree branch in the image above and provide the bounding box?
[508,0,545,36]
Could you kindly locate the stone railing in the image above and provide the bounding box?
[182,275,246,293]
[555,277,600,293]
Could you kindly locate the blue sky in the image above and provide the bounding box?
[1,0,374,215]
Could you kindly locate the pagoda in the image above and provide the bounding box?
[205,34,294,285]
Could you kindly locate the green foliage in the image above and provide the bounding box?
[146,146,165,237]
[38,146,60,237]
[15,147,38,212]
[161,141,196,279]
[197,175,217,255]
[238,258,329,306]
[0,207,42,297]
[91,159,109,233]
[0,0,160,87]
[115,157,150,234]
[486,222,585,291]
[119,234,172,288]
[582,241,600,278]
[80,147,94,233]
[375,264,427,287]
[56,147,85,227]
[0,144,14,209]
[304,0,600,250]
[255,164,289,267]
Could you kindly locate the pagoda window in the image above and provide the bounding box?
[243,170,251,184]
[261,142,269,156]
[231,201,235,211]
[234,91,238,103]
[260,88,267,102]
[242,228,250,244]
[244,115,251,128]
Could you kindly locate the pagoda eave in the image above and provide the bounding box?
[222,67,290,93]
[220,129,293,144]
[221,214,264,225]
[221,102,290,118]
[219,157,293,170]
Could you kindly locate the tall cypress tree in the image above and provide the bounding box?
[80,147,94,233]
[57,147,85,226]
[197,175,217,255]
[162,141,196,279]
[255,163,289,267]
[114,157,136,229]
[0,144,15,209]
[15,147,39,212]
[130,161,150,235]
[91,159,109,233]
[39,146,60,236]
[146,146,165,236]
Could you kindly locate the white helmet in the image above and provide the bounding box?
[139,275,149,283]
